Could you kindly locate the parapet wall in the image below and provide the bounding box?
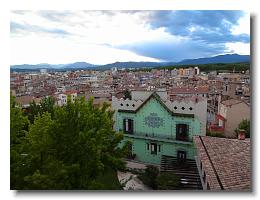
[112,95,207,135]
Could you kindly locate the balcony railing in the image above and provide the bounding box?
[119,129,191,143]
[176,134,189,142]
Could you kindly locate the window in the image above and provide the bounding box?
[189,107,193,110]
[151,143,157,155]
[123,119,134,134]
[177,150,186,162]
[146,143,149,151]
[176,124,189,141]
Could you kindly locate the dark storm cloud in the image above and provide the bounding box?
[146,10,249,43]
[117,10,249,61]
[117,39,226,62]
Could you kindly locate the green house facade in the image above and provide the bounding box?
[112,91,207,165]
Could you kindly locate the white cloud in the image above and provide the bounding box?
[11,35,160,65]
[10,11,171,64]
[231,12,250,35]
[10,11,250,65]
[225,42,250,55]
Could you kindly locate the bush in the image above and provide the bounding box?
[156,172,181,190]
[138,165,159,189]
[206,131,225,138]
[235,119,250,138]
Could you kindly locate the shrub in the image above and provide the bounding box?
[138,165,159,189]
[156,172,181,190]
[206,131,225,138]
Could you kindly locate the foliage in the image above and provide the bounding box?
[158,62,250,72]
[27,96,55,123]
[10,93,30,189]
[123,89,132,100]
[91,167,122,190]
[131,62,250,73]
[10,94,129,190]
[138,165,159,189]
[10,94,29,145]
[235,119,250,138]
[206,130,225,138]
[156,172,181,190]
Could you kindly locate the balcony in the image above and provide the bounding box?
[119,129,192,144]
[176,134,189,142]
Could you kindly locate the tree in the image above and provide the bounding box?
[123,89,132,100]
[27,100,41,123]
[10,93,29,189]
[235,119,250,138]
[27,96,55,123]
[11,95,129,189]
[138,165,159,189]
[156,172,180,190]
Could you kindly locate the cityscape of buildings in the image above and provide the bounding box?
[10,65,251,191]
[9,10,251,191]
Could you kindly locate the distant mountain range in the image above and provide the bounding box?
[177,54,250,65]
[11,54,250,71]
[11,62,95,70]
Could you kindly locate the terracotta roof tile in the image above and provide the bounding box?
[194,136,251,191]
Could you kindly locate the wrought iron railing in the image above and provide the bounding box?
[119,129,191,142]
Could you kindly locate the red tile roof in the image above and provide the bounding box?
[16,96,42,106]
[169,86,209,94]
[194,136,251,191]
[64,90,78,95]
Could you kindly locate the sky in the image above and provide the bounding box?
[10,10,250,65]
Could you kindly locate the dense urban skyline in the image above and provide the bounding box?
[10,10,250,65]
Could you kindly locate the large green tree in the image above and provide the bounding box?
[123,89,132,100]
[10,94,29,189]
[27,96,55,123]
[11,95,129,190]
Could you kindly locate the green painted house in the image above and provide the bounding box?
[112,91,207,165]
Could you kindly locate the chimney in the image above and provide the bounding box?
[238,129,246,140]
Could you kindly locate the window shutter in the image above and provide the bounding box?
[151,144,155,151]
[125,119,129,131]
[123,119,126,132]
